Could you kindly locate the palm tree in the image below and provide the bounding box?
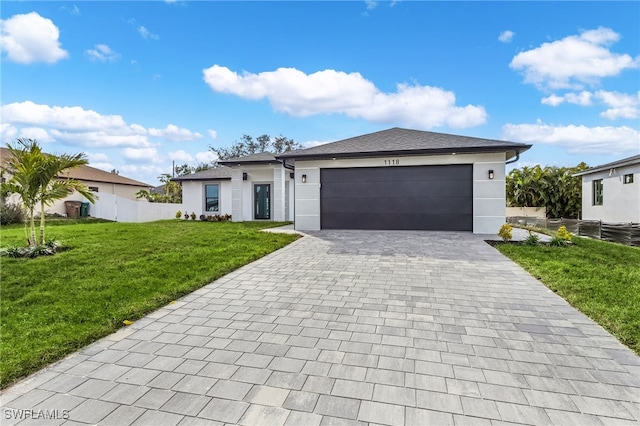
[1,139,95,246]
[37,152,95,244]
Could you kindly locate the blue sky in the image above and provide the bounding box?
[1,1,639,186]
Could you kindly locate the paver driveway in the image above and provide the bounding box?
[2,231,639,425]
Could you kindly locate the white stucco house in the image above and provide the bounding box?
[177,128,531,234]
[174,153,296,221]
[1,147,151,216]
[574,154,640,223]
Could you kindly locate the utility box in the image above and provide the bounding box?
[64,201,82,218]
[80,202,89,218]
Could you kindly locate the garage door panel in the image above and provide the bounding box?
[325,213,471,231]
[322,197,473,215]
[321,181,472,199]
[321,165,470,183]
[320,165,473,231]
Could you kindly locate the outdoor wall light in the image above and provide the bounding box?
[302,174,307,183]
[242,172,248,181]
[290,172,295,179]
[488,170,494,180]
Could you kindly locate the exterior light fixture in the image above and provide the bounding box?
[488,170,494,180]
[302,174,307,183]
[242,172,248,181]
[290,172,295,179]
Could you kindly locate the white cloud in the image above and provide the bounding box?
[90,162,115,172]
[540,90,639,120]
[138,26,159,40]
[0,12,69,64]
[1,101,199,149]
[149,124,203,141]
[17,127,53,143]
[123,147,161,163]
[195,151,218,164]
[498,30,514,43]
[0,123,18,142]
[596,90,640,120]
[302,140,332,149]
[365,0,378,10]
[60,4,80,15]
[87,152,110,163]
[502,121,640,155]
[203,65,486,129]
[207,129,218,140]
[85,44,120,62]
[168,150,194,163]
[510,27,639,90]
[541,94,564,106]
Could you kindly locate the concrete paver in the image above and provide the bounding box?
[2,230,639,425]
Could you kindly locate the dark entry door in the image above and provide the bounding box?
[320,165,473,231]
[254,184,271,220]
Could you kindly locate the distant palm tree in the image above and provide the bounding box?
[1,139,95,246]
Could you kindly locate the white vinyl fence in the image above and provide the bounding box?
[90,192,185,223]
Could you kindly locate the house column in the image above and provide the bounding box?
[273,166,286,221]
[231,169,244,222]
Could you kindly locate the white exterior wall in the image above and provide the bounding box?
[293,153,506,234]
[230,164,294,222]
[181,180,232,218]
[581,164,640,223]
[45,181,147,216]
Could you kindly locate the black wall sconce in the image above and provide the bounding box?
[242,172,248,181]
[488,170,494,180]
[302,174,307,183]
[290,172,295,179]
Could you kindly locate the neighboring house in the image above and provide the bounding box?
[0,147,151,216]
[178,128,530,234]
[574,154,640,223]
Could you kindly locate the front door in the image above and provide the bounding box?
[254,184,271,220]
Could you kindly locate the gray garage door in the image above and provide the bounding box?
[320,164,473,231]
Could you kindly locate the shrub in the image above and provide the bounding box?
[1,239,62,258]
[556,226,572,241]
[0,202,26,225]
[550,226,572,247]
[175,210,182,219]
[498,224,513,242]
[523,231,540,246]
[190,212,196,220]
[200,214,206,221]
[184,212,189,220]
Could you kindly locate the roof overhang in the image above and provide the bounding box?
[276,145,531,162]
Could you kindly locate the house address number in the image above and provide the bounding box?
[384,159,400,166]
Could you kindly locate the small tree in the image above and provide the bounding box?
[210,134,302,161]
[1,139,95,246]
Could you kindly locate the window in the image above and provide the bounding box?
[624,174,634,184]
[205,184,219,212]
[89,186,99,192]
[593,179,603,206]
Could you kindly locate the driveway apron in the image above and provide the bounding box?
[2,230,639,425]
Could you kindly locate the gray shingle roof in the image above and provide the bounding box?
[0,147,151,187]
[218,152,279,165]
[172,166,233,181]
[277,128,531,160]
[573,154,640,177]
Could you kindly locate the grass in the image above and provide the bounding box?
[497,236,640,355]
[0,220,299,389]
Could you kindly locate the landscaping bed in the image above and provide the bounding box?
[0,220,299,389]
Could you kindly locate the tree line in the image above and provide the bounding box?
[506,163,589,219]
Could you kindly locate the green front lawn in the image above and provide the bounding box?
[0,220,299,389]
[497,237,640,355]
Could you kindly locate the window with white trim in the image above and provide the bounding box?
[205,184,219,212]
